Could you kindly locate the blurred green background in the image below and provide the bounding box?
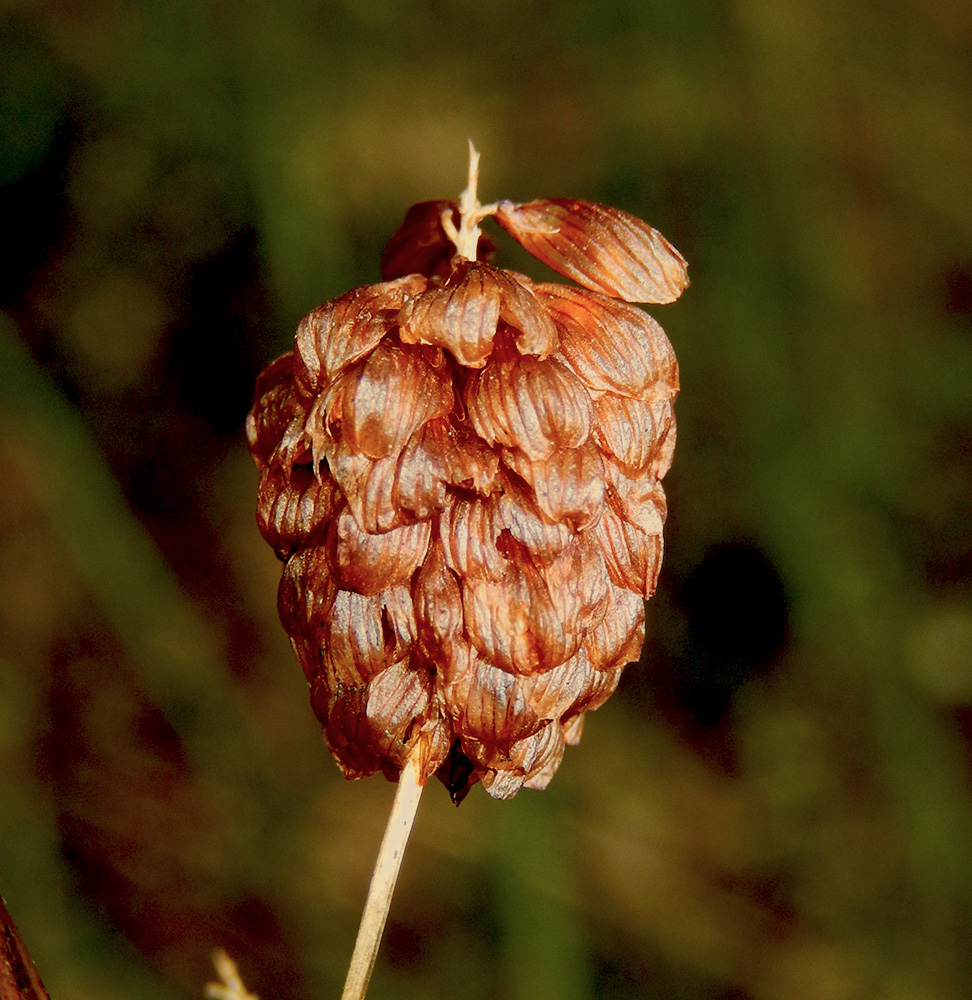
[2,1,971,998]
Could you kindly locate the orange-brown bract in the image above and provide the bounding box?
[246,195,687,802]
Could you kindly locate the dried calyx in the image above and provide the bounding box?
[247,146,687,802]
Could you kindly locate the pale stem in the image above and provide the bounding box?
[445,140,498,262]
[340,746,425,1000]
[205,949,259,1000]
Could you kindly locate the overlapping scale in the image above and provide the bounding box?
[257,462,338,557]
[592,393,675,474]
[325,507,431,596]
[315,340,453,460]
[501,439,605,529]
[463,343,593,461]
[399,260,557,367]
[295,274,428,393]
[537,284,679,399]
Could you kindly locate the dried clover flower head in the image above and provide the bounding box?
[247,150,687,802]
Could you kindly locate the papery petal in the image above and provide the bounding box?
[519,646,595,720]
[246,353,298,468]
[399,259,557,367]
[404,418,500,497]
[442,646,541,751]
[480,768,524,800]
[294,275,427,393]
[592,393,676,474]
[438,495,508,581]
[475,721,566,799]
[564,664,623,724]
[594,495,665,598]
[412,539,464,656]
[257,462,338,556]
[603,456,668,537]
[562,714,585,746]
[366,659,432,758]
[492,476,571,560]
[310,682,382,780]
[498,270,559,358]
[542,533,611,635]
[583,583,645,672]
[323,438,400,534]
[462,547,579,675]
[316,340,453,460]
[537,284,678,399]
[519,723,566,792]
[326,507,431,596]
[495,198,688,304]
[277,546,337,681]
[398,259,501,368]
[323,585,416,687]
[464,348,593,461]
[312,659,433,780]
[501,439,605,529]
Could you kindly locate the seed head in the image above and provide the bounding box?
[247,156,687,802]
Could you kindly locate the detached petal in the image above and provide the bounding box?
[495,198,688,304]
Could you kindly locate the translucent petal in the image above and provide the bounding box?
[399,259,557,366]
[412,539,464,656]
[323,585,416,687]
[277,546,337,681]
[294,274,427,391]
[326,507,431,596]
[438,495,508,581]
[501,439,605,529]
[583,583,645,672]
[592,393,676,474]
[537,284,679,399]
[461,554,579,675]
[246,353,297,468]
[464,346,593,461]
[317,340,453,460]
[442,647,541,751]
[257,462,337,557]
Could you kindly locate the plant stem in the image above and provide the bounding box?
[340,746,425,1000]
[447,140,497,261]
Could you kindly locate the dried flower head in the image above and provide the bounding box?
[247,149,686,803]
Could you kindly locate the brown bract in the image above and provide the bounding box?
[247,188,685,801]
[495,198,689,304]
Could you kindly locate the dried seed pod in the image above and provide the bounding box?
[248,166,685,802]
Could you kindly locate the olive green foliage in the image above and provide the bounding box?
[1,1,970,998]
